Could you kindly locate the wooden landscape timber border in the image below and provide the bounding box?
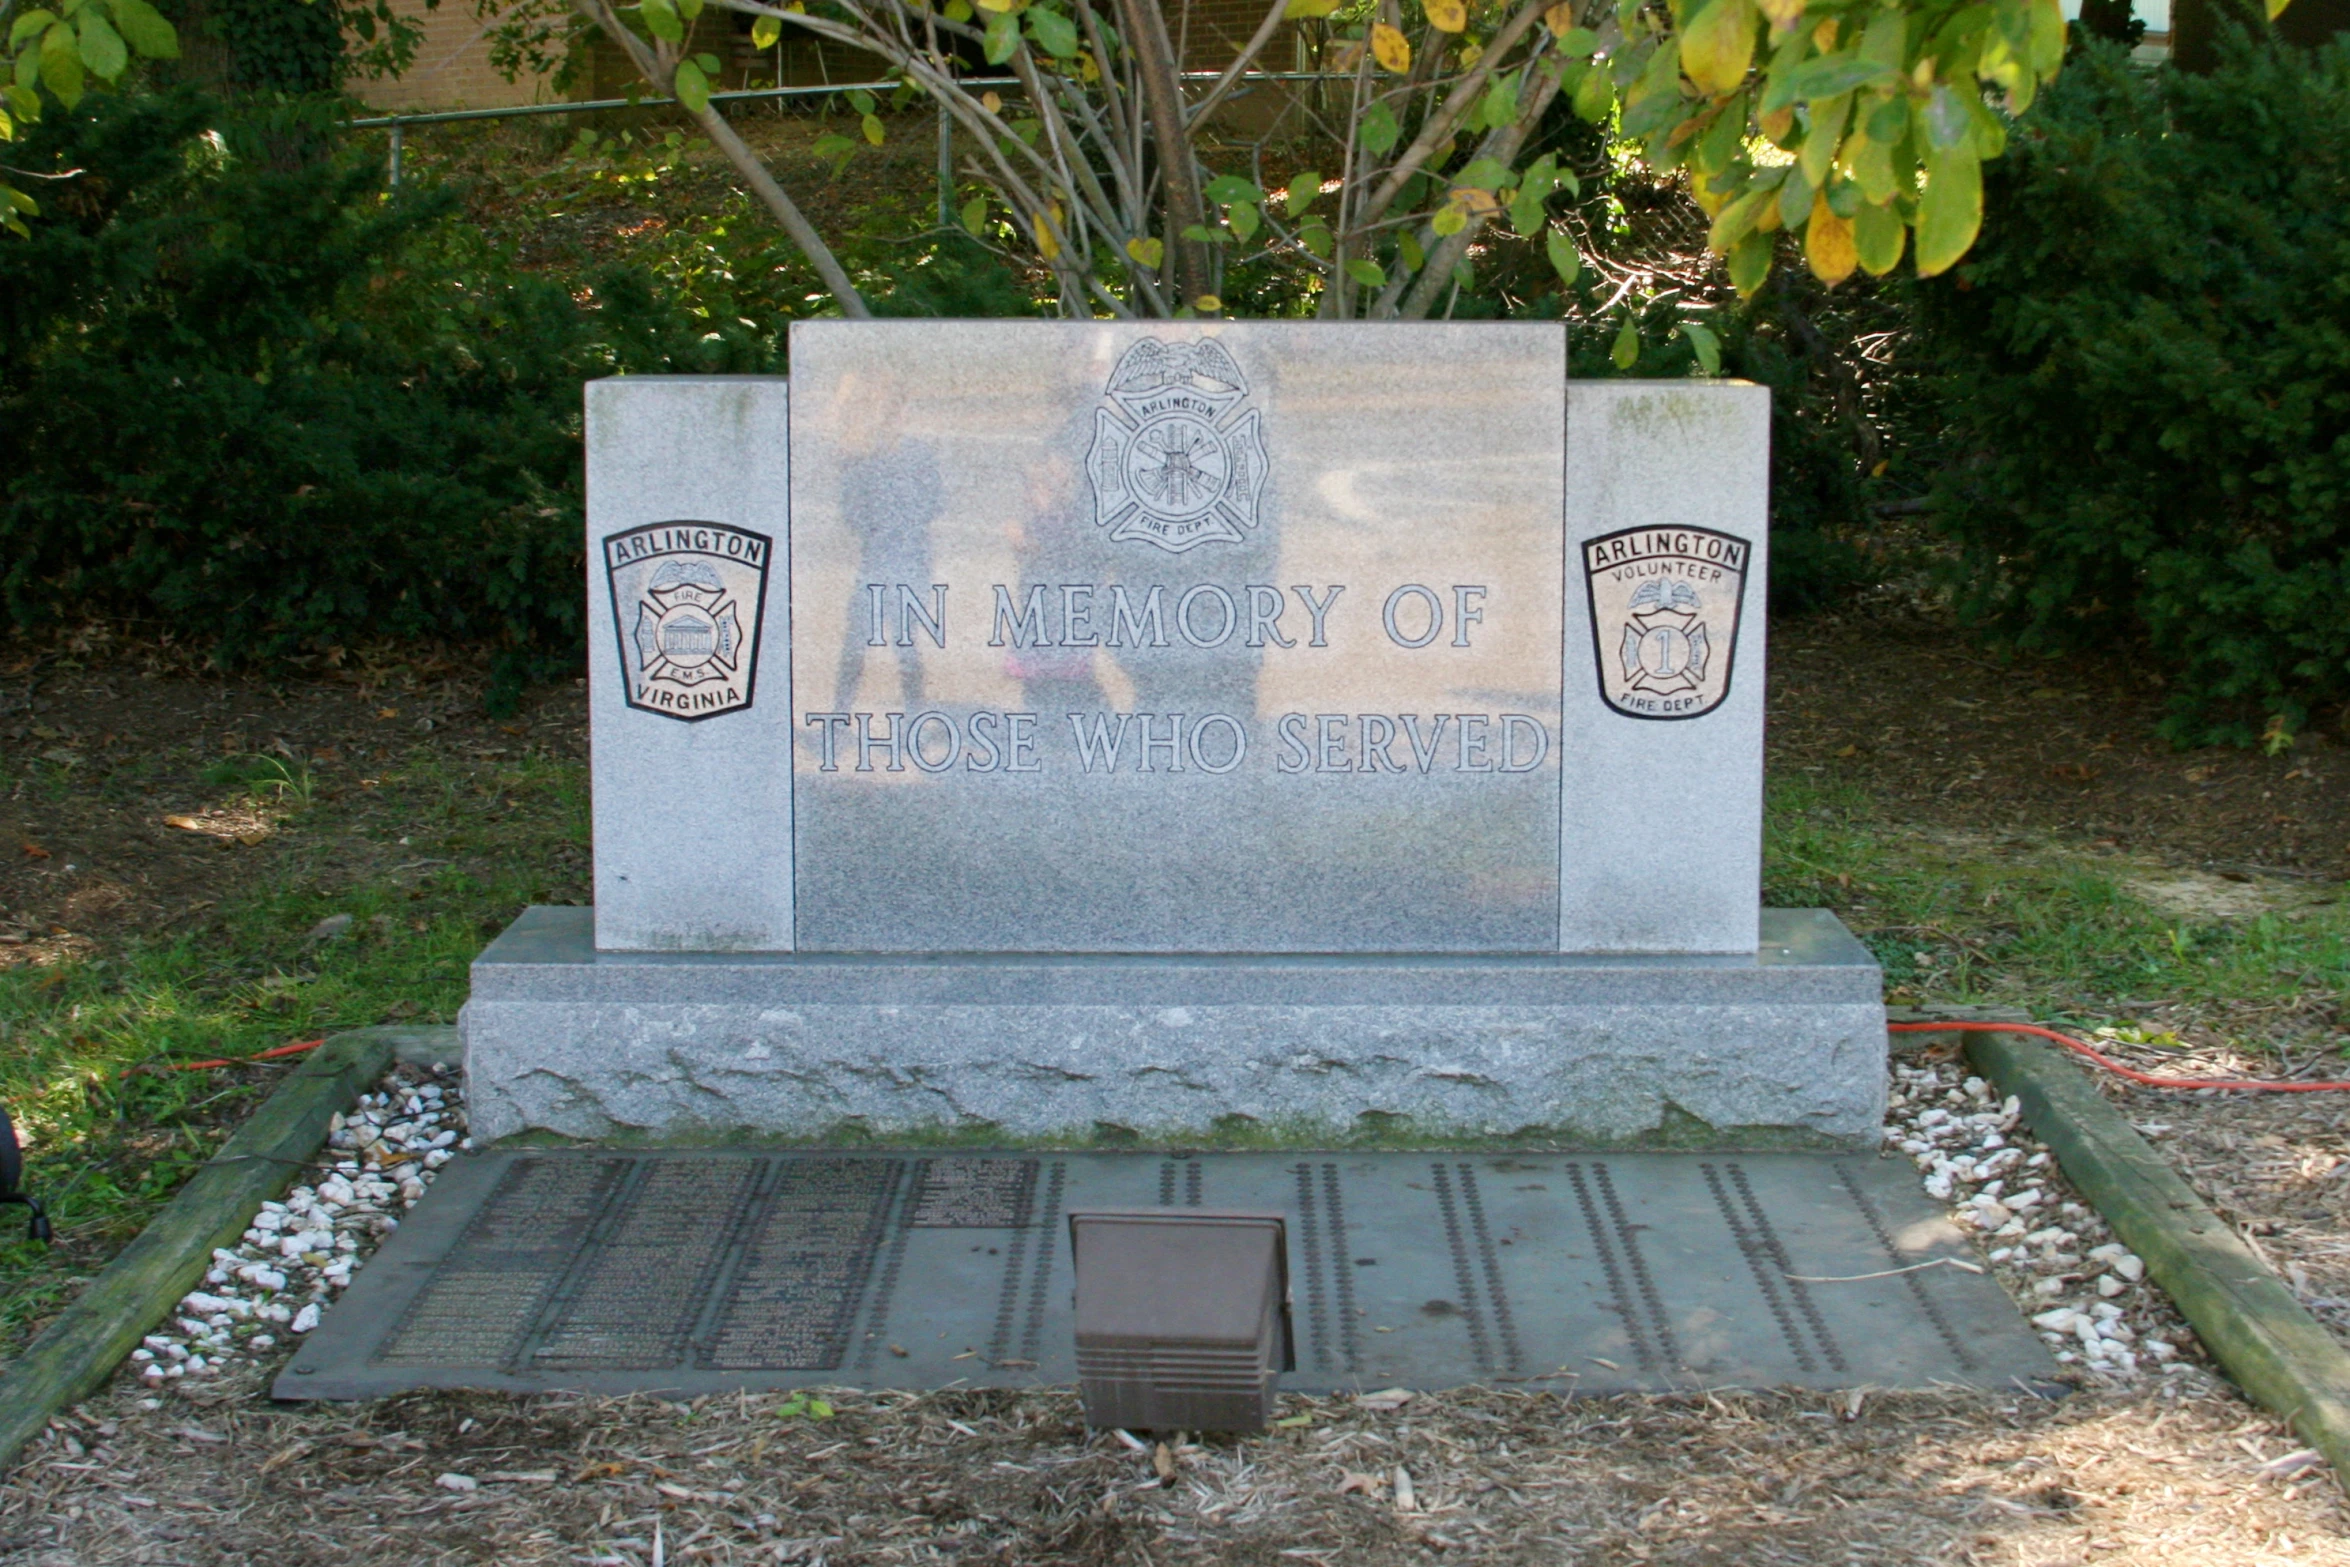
[0,1026,458,1476]
[1953,1024,2350,1486]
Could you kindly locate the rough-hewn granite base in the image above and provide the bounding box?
[461,908,1887,1147]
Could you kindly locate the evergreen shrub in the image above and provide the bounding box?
[1914,35,2350,744]
[0,91,778,705]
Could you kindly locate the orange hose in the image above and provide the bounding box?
[132,1037,326,1075]
[1891,1020,2350,1093]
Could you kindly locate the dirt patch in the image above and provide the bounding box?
[0,644,589,960]
[1770,606,2350,879]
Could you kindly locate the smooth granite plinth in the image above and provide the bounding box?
[587,376,794,952]
[461,906,1887,1147]
[1561,380,1770,955]
[788,321,1568,953]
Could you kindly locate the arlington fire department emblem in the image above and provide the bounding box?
[604,520,772,721]
[1583,525,1751,720]
[1085,337,1269,552]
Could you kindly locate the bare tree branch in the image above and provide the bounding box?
[566,0,871,316]
[1111,0,1213,305]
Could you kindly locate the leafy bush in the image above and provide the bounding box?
[1913,35,2350,745]
[0,91,778,705]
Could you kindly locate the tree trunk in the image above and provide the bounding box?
[1113,0,1213,308]
[2169,0,2265,70]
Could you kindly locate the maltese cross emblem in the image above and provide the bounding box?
[604,520,772,722]
[1085,338,1269,553]
[1583,525,1751,720]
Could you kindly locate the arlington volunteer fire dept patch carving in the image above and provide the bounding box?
[605,521,772,721]
[1085,338,1269,553]
[1583,525,1751,720]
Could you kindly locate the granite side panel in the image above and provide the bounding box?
[586,376,795,952]
[462,999,1886,1147]
[1560,380,1770,955]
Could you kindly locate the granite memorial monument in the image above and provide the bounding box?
[461,322,1886,1147]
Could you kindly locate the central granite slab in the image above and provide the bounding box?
[275,1147,2053,1401]
[789,324,1566,954]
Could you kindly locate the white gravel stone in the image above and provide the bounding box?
[1884,1054,2195,1386]
[126,1064,466,1396]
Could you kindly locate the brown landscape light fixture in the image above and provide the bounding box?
[1069,1209,1294,1434]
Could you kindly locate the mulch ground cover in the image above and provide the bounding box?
[6,1375,2347,1565]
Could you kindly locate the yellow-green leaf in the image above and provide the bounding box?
[1706,184,1774,252]
[1026,6,1079,57]
[1126,235,1163,268]
[1284,171,1319,217]
[672,58,710,111]
[1678,320,1721,374]
[1678,0,1757,96]
[1914,142,1980,276]
[1693,89,1747,175]
[1848,110,1898,204]
[1610,313,1640,368]
[641,0,684,42]
[75,10,125,80]
[961,196,989,234]
[2031,0,2066,70]
[1853,197,1904,274]
[1546,225,1581,283]
[1346,257,1385,287]
[1803,193,1856,283]
[1431,199,1469,237]
[1572,63,1613,121]
[1285,0,1339,16]
[1727,227,1772,295]
[862,112,884,144]
[40,22,83,107]
[1797,90,1850,189]
[8,11,56,51]
[750,14,781,47]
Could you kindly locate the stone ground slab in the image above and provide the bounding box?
[276,1148,2050,1401]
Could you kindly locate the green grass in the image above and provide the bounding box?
[1764,773,2350,1031]
[0,743,589,1359]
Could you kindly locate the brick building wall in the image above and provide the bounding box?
[349,0,1298,113]
[347,0,574,111]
